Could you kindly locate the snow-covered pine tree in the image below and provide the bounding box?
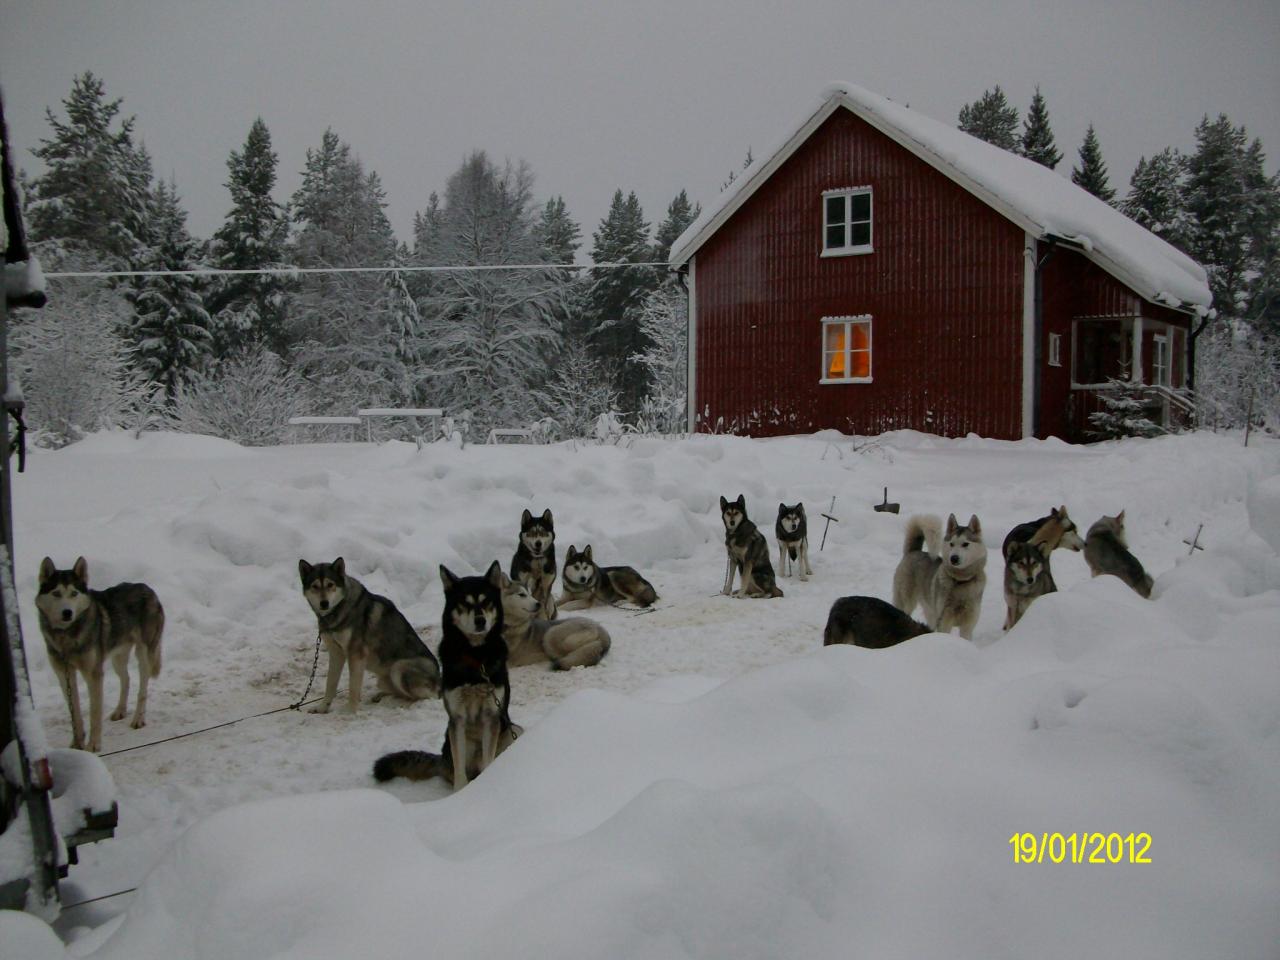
[1019,87,1062,168]
[417,152,562,432]
[170,344,312,446]
[1071,125,1116,203]
[533,194,591,343]
[588,189,657,412]
[957,86,1019,151]
[653,189,701,266]
[27,72,154,265]
[8,246,153,446]
[209,117,291,356]
[1086,377,1164,439]
[535,196,581,265]
[129,179,213,399]
[630,283,688,435]
[1122,148,1188,246]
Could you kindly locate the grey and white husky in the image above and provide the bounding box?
[1083,512,1154,598]
[36,557,164,752]
[823,595,931,648]
[775,503,813,580]
[558,544,657,610]
[892,513,987,640]
[298,557,440,714]
[510,508,557,619]
[501,572,611,669]
[720,495,784,598]
[1002,540,1055,630]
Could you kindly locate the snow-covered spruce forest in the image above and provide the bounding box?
[11,74,1280,445]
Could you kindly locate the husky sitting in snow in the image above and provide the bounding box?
[775,502,813,580]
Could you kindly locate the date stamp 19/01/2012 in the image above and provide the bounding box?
[1009,833,1152,864]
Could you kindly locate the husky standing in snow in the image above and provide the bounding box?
[1083,512,1154,598]
[374,562,519,790]
[298,557,440,715]
[502,571,611,670]
[36,556,164,753]
[719,495,784,598]
[892,513,987,640]
[775,502,813,581]
[510,508,558,620]
[1002,540,1055,630]
[558,544,657,610]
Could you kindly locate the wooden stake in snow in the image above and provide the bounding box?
[1183,524,1205,556]
[819,497,839,551]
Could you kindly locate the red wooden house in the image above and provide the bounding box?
[668,83,1212,441]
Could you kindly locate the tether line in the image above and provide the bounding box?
[44,261,675,279]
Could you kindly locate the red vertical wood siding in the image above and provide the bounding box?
[693,108,1026,439]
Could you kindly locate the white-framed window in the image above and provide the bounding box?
[822,187,873,256]
[1048,333,1062,367]
[821,315,872,383]
[1152,333,1170,387]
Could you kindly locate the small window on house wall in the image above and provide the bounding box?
[1152,334,1171,387]
[822,188,873,255]
[1073,318,1132,387]
[821,316,872,383]
[1048,333,1062,367]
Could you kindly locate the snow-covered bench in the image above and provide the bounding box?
[287,416,362,442]
[356,408,444,443]
[486,428,536,445]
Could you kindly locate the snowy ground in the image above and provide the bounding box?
[6,429,1280,958]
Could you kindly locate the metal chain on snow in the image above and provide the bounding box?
[6,404,27,472]
[290,629,324,710]
[478,662,518,742]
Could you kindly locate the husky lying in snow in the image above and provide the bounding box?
[558,544,657,610]
[823,595,931,648]
[502,572,611,670]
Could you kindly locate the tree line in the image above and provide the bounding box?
[957,84,1279,424]
[13,72,698,446]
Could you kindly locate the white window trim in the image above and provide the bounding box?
[1152,333,1171,387]
[820,315,873,385]
[1047,332,1062,367]
[821,187,873,257]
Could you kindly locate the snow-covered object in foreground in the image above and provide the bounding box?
[670,83,1210,313]
[0,909,67,959]
[4,255,47,308]
[1247,472,1280,554]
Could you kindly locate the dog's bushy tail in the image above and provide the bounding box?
[388,658,441,701]
[145,594,164,677]
[373,750,443,783]
[902,515,941,558]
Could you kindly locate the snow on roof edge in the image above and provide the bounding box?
[670,83,1211,312]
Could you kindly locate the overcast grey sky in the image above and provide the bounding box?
[2,0,1277,254]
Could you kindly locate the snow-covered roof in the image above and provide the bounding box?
[669,82,1211,313]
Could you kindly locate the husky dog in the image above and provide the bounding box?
[1002,540,1055,630]
[1084,512,1153,598]
[501,573,611,669]
[510,508,557,620]
[298,558,440,715]
[892,513,987,640]
[775,503,813,581]
[374,562,518,790]
[558,544,658,610]
[1002,506,1086,559]
[35,557,164,753]
[719,495,784,599]
[823,596,931,648]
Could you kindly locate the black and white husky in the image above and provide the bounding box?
[719,495,783,598]
[373,561,518,790]
[775,503,812,580]
[510,508,557,620]
[558,544,657,610]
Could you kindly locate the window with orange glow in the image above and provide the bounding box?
[821,316,872,382]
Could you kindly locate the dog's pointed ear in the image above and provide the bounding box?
[332,557,345,579]
[39,557,56,585]
[73,556,88,584]
[298,559,313,584]
[1050,506,1062,520]
[968,515,981,535]
[720,496,729,511]
[499,570,512,589]
[778,502,786,515]
[439,565,458,592]
[1115,510,1125,526]
[1033,540,1050,558]
[521,508,532,526]
[541,508,553,525]
[584,545,593,561]
[485,559,503,588]
[735,494,745,509]
[946,514,959,537]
